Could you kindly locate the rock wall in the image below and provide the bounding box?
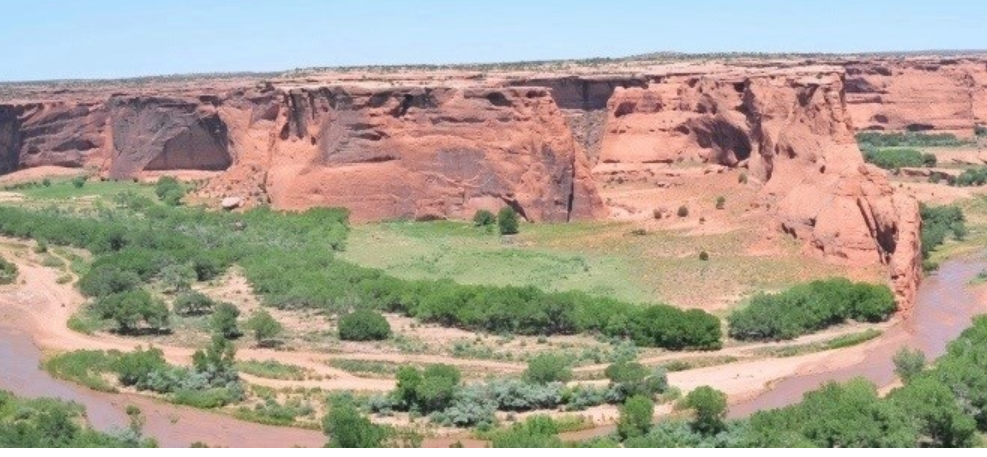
[208,85,605,222]
[844,59,987,136]
[595,68,922,306]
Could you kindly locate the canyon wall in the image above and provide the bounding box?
[595,67,922,306]
[844,58,987,136]
[2,58,961,307]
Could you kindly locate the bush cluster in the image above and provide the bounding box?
[154,177,186,206]
[0,256,18,285]
[0,390,156,447]
[728,278,896,341]
[954,167,987,187]
[920,203,966,268]
[856,131,969,148]
[338,309,391,341]
[863,148,936,170]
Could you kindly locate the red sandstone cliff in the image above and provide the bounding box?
[0,60,939,307]
[596,68,922,306]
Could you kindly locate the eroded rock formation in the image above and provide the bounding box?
[595,68,922,306]
[845,59,987,136]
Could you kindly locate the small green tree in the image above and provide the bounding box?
[677,206,689,217]
[715,196,726,210]
[524,353,572,384]
[497,207,519,235]
[617,394,654,440]
[681,386,727,435]
[210,302,241,339]
[71,176,86,189]
[0,256,18,285]
[338,309,391,341]
[699,250,709,261]
[394,364,461,413]
[159,262,197,293]
[472,209,496,227]
[323,400,388,448]
[922,153,938,167]
[173,291,215,316]
[739,172,748,184]
[893,347,926,384]
[42,178,52,187]
[244,309,283,346]
[155,177,186,206]
[93,290,170,333]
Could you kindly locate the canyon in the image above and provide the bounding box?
[3,56,986,309]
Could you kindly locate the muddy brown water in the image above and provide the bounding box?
[1,257,984,446]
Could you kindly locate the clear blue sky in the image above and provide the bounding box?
[3,0,986,81]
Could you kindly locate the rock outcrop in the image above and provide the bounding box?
[844,59,987,136]
[595,67,922,306]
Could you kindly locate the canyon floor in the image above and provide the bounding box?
[2,133,987,446]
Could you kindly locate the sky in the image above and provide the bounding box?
[2,0,986,81]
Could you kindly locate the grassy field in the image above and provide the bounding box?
[15,178,157,201]
[341,219,857,311]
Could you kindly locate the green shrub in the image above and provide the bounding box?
[243,309,283,345]
[605,361,668,400]
[715,196,725,210]
[155,177,186,206]
[338,309,391,341]
[497,207,519,235]
[71,176,86,189]
[618,394,654,439]
[955,167,987,187]
[976,124,987,137]
[0,256,18,285]
[323,399,389,448]
[699,250,709,261]
[490,415,563,448]
[79,267,142,298]
[677,206,689,217]
[738,172,748,184]
[523,353,572,384]
[113,346,169,389]
[922,153,938,167]
[681,386,727,435]
[472,209,495,227]
[0,390,156,447]
[856,131,969,148]
[893,347,926,384]
[92,290,170,333]
[728,278,895,341]
[920,203,966,265]
[44,350,119,392]
[41,178,52,187]
[173,291,215,316]
[863,148,925,170]
[394,364,461,413]
[211,302,241,339]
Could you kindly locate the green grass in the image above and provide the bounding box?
[17,179,156,201]
[235,359,311,381]
[749,328,883,358]
[342,219,856,309]
[41,254,65,268]
[656,356,740,372]
[43,350,118,393]
[66,310,107,335]
[328,359,403,378]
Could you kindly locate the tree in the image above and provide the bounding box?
[894,376,976,447]
[159,262,197,293]
[338,309,391,341]
[210,302,241,339]
[491,416,563,448]
[172,291,215,316]
[472,209,495,227]
[524,353,572,384]
[715,196,726,210]
[605,361,668,400]
[677,206,689,217]
[893,347,926,384]
[322,400,387,448]
[699,250,709,261]
[394,364,461,413]
[42,178,52,187]
[681,386,727,435]
[0,256,18,285]
[79,267,141,298]
[618,394,655,440]
[93,290,170,333]
[71,176,86,189]
[243,309,283,346]
[497,207,519,235]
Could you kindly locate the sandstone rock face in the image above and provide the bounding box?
[845,59,987,136]
[107,97,231,179]
[0,102,110,173]
[595,68,922,306]
[205,85,605,222]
